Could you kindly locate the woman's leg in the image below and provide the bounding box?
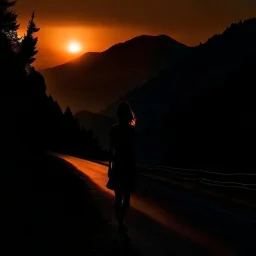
[122,192,131,219]
[114,192,130,232]
[114,190,124,225]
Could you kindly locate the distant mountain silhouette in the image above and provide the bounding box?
[74,111,115,149]
[42,35,189,113]
[101,18,256,171]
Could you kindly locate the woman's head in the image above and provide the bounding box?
[116,101,136,126]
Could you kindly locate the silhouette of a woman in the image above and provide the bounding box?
[106,101,136,233]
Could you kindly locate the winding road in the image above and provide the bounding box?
[57,154,255,256]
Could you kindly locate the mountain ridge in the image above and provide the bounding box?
[100,18,256,167]
[42,34,189,113]
[43,34,187,71]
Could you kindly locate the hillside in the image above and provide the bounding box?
[102,18,256,169]
[42,35,189,113]
[74,111,115,149]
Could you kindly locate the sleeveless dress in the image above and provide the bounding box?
[106,123,136,193]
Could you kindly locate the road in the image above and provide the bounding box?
[57,154,255,256]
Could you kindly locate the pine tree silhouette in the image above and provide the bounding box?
[19,11,40,66]
[0,0,19,32]
[0,1,20,57]
[0,0,20,74]
[64,107,73,120]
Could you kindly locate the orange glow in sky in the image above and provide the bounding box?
[16,0,255,69]
[67,41,82,53]
[19,25,163,70]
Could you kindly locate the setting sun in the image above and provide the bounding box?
[68,42,82,53]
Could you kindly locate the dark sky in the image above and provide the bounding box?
[16,0,255,68]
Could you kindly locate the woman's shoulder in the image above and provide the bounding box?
[129,124,135,131]
[126,124,136,137]
[110,123,135,134]
[130,125,136,137]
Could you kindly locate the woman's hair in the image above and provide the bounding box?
[116,101,136,126]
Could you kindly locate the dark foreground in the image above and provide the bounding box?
[3,152,256,256]
[4,152,113,255]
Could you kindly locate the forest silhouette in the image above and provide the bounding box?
[1,0,106,159]
[2,2,109,254]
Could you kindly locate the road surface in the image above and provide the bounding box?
[57,154,255,256]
